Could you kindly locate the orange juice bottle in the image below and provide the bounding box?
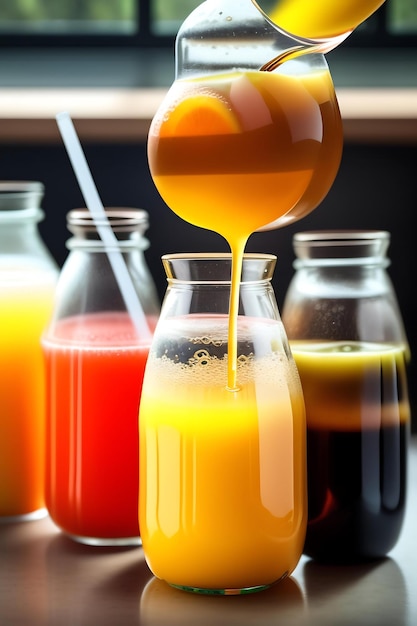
[0,182,58,521]
[139,254,307,594]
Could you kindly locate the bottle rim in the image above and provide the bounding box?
[66,208,151,251]
[292,229,391,267]
[0,181,44,197]
[293,229,390,244]
[162,252,277,261]
[162,252,277,284]
[67,207,149,232]
[0,181,45,220]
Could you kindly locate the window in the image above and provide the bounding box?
[0,0,139,38]
[152,1,202,36]
[0,0,416,46]
[389,0,417,34]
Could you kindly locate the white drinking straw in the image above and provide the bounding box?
[56,111,152,340]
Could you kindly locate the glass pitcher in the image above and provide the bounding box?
[149,0,386,237]
[282,230,411,562]
[139,253,306,594]
[148,0,343,238]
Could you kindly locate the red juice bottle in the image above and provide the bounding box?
[42,208,159,546]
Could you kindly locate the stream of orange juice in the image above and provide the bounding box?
[148,67,341,388]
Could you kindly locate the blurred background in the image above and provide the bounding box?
[0,0,416,428]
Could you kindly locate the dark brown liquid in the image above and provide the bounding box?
[304,422,408,562]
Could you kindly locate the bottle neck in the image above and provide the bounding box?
[0,207,49,256]
[0,182,49,258]
[65,208,151,252]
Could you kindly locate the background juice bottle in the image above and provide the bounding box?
[282,230,411,562]
[42,207,159,545]
[0,181,58,521]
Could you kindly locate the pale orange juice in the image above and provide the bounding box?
[139,316,306,592]
[0,270,56,518]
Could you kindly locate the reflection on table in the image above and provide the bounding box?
[0,438,415,626]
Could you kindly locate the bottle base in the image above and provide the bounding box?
[0,507,48,523]
[65,532,142,548]
[169,573,288,596]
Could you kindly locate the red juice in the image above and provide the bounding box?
[43,312,153,544]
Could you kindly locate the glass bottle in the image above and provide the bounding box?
[139,253,306,594]
[282,230,411,562]
[0,181,58,522]
[42,207,159,546]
